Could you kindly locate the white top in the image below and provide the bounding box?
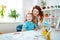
[38,20,44,29]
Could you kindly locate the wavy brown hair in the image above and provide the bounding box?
[32,5,44,23]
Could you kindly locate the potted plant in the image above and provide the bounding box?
[41,0,46,9]
[0,5,6,18]
[8,9,19,21]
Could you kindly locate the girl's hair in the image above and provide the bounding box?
[25,13,35,23]
[32,5,44,20]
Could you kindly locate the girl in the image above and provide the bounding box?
[22,13,38,31]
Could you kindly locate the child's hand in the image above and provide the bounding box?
[34,27,38,31]
[22,29,25,32]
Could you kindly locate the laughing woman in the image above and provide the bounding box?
[32,5,50,30]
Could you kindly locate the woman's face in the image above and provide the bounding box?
[26,14,32,21]
[33,9,39,17]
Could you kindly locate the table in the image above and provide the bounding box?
[0,30,45,40]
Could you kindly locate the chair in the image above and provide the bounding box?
[16,25,23,32]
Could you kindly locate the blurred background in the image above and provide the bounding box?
[0,0,60,33]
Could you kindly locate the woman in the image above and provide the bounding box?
[32,5,50,30]
[32,5,51,40]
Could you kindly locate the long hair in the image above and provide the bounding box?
[32,5,44,21]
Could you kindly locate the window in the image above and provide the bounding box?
[0,0,23,22]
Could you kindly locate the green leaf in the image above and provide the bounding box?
[8,9,20,19]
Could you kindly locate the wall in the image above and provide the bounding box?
[0,22,23,33]
[46,0,60,6]
[23,0,34,14]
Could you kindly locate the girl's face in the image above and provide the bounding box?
[26,14,32,21]
[33,9,39,17]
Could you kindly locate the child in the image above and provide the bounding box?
[41,25,50,40]
[22,13,38,32]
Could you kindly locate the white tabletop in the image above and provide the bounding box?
[0,30,45,40]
